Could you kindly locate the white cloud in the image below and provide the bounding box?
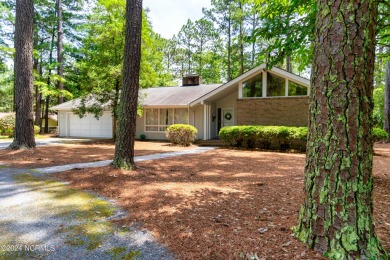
[144,0,211,39]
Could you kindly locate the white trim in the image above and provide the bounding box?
[238,82,243,98]
[189,64,310,106]
[285,79,289,97]
[66,112,71,137]
[143,105,189,109]
[269,67,310,86]
[189,64,266,106]
[262,71,267,97]
[203,104,212,140]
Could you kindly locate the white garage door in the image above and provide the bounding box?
[68,112,113,138]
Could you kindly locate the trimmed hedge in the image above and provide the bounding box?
[166,124,198,146]
[219,126,388,151]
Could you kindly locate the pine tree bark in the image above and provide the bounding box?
[286,55,292,73]
[57,0,64,104]
[238,2,244,75]
[112,0,142,169]
[33,29,41,128]
[385,60,390,142]
[295,0,388,258]
[227,9,232,81]
[9,0,36,150]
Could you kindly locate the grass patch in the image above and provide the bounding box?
[106,247,141,260]
[14,173,115,221]
[63,222,113,251]
[12,173,123,253]
[65,237,86,247]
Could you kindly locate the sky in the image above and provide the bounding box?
[143,0,212,39]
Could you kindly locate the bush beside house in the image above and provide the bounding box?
[219,126,388,151]
[0,114,41,137]
[0,114,15,137]
[166,124,198,146]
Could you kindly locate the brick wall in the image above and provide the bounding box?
[236,96,309,127]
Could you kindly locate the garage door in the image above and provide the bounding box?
[68,112,113,138]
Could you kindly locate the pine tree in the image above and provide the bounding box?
[295,0,388,258]
[112,0,142,169]
[9,0,36,150]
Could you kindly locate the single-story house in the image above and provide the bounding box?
[51,64,310,140]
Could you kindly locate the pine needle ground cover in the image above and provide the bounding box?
[52,144,390,259]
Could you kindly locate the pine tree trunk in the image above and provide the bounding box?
[286,56,292,73]
[44,96,49,134]
[227,7,232,81]
[239,2,244,75]
[57,0,64,104]
[112,0,142,170]
[33,22,41,128]
[385,60,390,142]
[251,12,256,68]
[295,0,388,258]
[9,0,36,150]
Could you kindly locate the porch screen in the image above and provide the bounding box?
[242,74,263,98]
[145,108,189,132]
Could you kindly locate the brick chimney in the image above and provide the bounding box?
[182,74,202,86]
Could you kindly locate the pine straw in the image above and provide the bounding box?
[0,141,195,168]
[51,144,390,259]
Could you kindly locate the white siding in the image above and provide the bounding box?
[58,111,67,137]
[192,105,204,140]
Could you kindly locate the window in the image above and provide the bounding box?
[267,73,286,97]
[242,74,263,98]
[145,109,159,131]
[145,108,188,132]
[288,81,307,96]
[174,108,189,124]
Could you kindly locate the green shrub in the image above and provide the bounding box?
[34,125,40,134]
[219,126,242,147]
[372,128,388,142]
[166,124,198,146]
[219,125,388,150]
[0,114,15,136]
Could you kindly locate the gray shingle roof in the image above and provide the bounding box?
[50,84,222,110]
[141,84,221,106]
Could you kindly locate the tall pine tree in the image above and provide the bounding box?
[295,0,388,258]
[112,0,142,169]
[9,0,36,150]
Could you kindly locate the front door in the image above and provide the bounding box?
[222,108,234,127]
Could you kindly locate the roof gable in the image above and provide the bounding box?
[190,64,310,106]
